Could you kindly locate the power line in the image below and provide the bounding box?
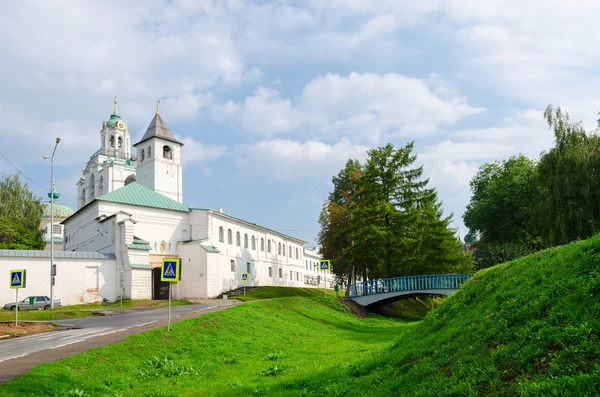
[0,152,49,191]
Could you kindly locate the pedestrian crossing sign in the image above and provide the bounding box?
[10,269,26,289]
[319,260,330,271]
[241,272,248,282]
[161,258,181,282]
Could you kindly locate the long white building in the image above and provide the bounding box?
[37,100,331,302]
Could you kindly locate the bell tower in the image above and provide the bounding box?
[133,100,184,203]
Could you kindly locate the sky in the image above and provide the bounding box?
[2,0,600,247]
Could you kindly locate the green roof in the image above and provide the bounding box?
[127,243,152,251]
[133,236,149,244]
[96,182,190,213]
[201,244,220,253]
[129,264,153,270]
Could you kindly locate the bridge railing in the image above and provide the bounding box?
[347,273,473,298]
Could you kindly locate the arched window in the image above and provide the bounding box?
[236,232,240,246]
[227,229,232,244]
[147,146,152,158]
[295,248,298,259]
[109,135,115,147]
[278,243,281,255]
[118,136,123,149]
[260,238,264,251]
[282,244,286,256]
[163,145,173,160]
[251,236,256,250]
[218,227,224,243]
[140,149,145,162]
[89,174,95,199]
[289,246,292,257]
[267,240,271,253]
[124,174,136,186]
[244,234,248,248]
[98,176,104,196]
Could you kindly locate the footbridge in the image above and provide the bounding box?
[347,273,473,307]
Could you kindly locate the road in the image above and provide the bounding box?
[0,302,235,363]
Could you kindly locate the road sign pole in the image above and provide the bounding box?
[168,283,172,332]
[244,285,246,297]
[15,288,18,326]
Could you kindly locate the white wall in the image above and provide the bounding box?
[0,254,118,306]
[176,242,208,299]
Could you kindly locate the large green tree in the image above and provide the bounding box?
[320,143,472,282]
[0,174,45,250]
[537,105,600,246]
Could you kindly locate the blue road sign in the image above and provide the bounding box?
[319,260,330,271]
[10,269,26,289]
[241,272,248,282]
[161,258,180,282]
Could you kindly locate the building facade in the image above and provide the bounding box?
[54,101,326,302]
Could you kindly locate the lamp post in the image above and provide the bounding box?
[44,137,61,309]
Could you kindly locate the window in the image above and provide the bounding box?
[36,297,45,302]
[98,176,104,194]
[290,270,293,280]
[109,135,115,147]
[236,232,241,247]
[305,260,308,270]
[278,243,281,255]
[227,229,232,244]
[251,236,256,250]
[118,136,123,149]
[295,248,298,259]
[279,268,282,278]
[282,244,286,256]
[230,260,235,272]
[147,146,152,158]
[52,224,61,235]
[219,227,224,243]
[297,272,300,281]
[163,145,173,159]
[244,234,248,248]
[289,246,292,258]
[267,240,271,253]
[140,149,145,162]
[260,238,264,251]
[247,262,251,273]
[269,267,272,277]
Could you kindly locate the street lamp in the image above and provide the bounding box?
[43,137,61,309]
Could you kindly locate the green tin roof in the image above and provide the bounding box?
[127,243,152,251]
[129,264,153,270]
[133,236,149,244]
[96,182,190,212]
[201,244,220,253]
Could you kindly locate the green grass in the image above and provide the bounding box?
[0,300,192,322]
[233,286,339,301]
[3,234,600,396]
[0,297,409,396]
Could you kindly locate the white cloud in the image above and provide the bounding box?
[234,139,369,182]
[180,137,227,165]
[220,72,484,144]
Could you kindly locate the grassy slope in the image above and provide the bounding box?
[0,300,192,321]
[234,286,338,301]
[3,235,600,396]
[0,297,408,397]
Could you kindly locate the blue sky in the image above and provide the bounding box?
[2,0,600,246]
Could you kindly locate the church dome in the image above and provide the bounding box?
[464,234,476,243]
[105,112,128,130]
[42,191,74,221]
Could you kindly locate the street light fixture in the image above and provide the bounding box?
[44,137,61,309]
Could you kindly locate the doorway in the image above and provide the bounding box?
[152,267,170,300]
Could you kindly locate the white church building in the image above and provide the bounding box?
[45,101,330,302]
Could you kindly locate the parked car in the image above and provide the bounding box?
[3,296,62,311]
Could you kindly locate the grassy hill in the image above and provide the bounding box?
[2,234,600,396]
[233,286,338,301]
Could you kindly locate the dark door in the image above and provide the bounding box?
[152,267,170,300]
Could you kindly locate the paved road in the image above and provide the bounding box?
[0,302,234,363]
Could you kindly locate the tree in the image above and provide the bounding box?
[318,160,363,284]
[321,143,472,281]
[0,174,45,250]
[536,105,600,246]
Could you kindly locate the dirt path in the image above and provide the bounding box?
[0,323,58,339]
[0,302,240,384]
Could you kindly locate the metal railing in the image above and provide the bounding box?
[347,273,473,298]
